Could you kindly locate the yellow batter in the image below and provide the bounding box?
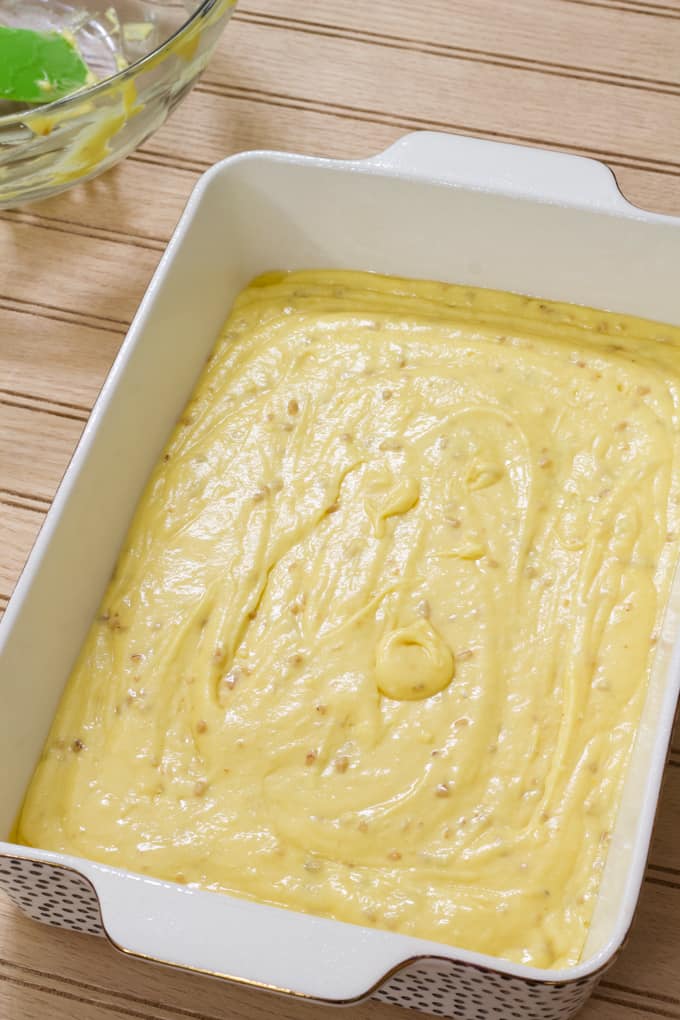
[16,270,680,968]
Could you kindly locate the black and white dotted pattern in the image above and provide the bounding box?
[0,855,103,936]
[373,957,600,1019]
[0,854,601,1017]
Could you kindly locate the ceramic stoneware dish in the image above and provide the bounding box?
[1,132,680,1020]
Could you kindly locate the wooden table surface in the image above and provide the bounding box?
[2,1,680,1018]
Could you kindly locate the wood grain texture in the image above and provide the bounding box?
[1,1,680,1017]
[206,20,680,166]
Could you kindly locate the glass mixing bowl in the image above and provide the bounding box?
[0,0,235,208]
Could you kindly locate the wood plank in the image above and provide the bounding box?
[588,995,674,1020]
[141,87,398,169]
[144,87,680,217]
[202,20,680,168]
[593,985,680,1020]
[0,221,159,327]
[237,0,680,85]
[0,503,43,600]
[0,404,83,505]
[1,159,195,247]
[605,881,680,1006]
[0,308,122,409]
[563,0,680,18]
[0,978,139,1020]
[613,165,680,215]
[649,762,680,872]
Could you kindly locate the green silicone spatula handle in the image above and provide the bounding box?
[0,25,91,104]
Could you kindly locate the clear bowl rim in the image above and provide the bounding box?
[0,0,231,127]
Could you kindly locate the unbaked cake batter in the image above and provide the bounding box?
[17,270,680,968]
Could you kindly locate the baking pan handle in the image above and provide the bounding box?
[365,130,630,212]
[90,864,422,1002]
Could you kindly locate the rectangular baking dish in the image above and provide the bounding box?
[2,131,680,1020]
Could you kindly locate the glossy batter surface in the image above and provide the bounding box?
[17,270,680,968]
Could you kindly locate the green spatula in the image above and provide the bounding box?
[0,25,92,104]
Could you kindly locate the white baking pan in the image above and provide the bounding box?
[1,131,680,1020]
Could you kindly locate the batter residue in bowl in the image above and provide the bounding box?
[17,270,680,967]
